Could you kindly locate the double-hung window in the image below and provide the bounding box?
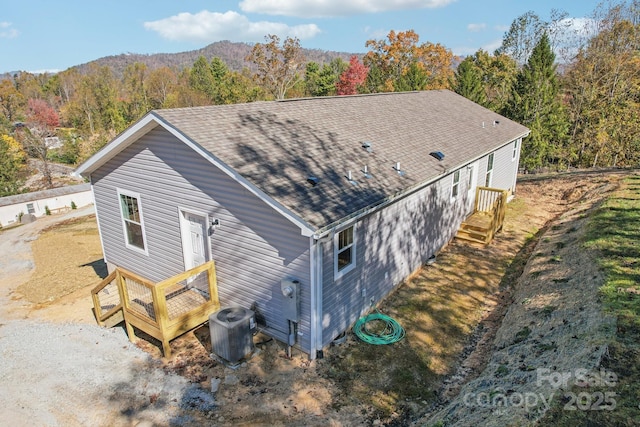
[334,225,356,279]
[118,189,147,254]
[451,170,460,199]
[485,153,494,187]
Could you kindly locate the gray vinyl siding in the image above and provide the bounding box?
[319,142,519,346]
[320,172,470,346]
[91,127,313,352]
[478,139,520,193]
[491,139,520,193]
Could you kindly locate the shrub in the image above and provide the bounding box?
[70,201,77,210]
[45,206,51,215]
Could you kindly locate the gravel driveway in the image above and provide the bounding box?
[0,209,210,426]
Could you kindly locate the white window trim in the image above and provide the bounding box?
[512,138,520,161]
[451,169,461,201]
[117,188,148,255]
[334,224,356,280]
[485,153,494,187]
[467,164,475,196]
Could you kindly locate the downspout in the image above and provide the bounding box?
[308,236,324,360]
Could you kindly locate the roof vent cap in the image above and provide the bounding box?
[362,142,373,153]
[429,151,445,161]
[307,176,319,186]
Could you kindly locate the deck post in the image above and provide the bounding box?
[117,270,137,344]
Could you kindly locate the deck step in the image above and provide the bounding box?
[456,228,490,244]
[459,222,491,233]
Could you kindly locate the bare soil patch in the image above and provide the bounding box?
[17,215,106,305]
[0,171,628,426]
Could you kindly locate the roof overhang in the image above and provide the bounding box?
[74,112,316,237]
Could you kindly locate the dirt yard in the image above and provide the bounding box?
[0,171,629,426]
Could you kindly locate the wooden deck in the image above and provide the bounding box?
[91,261,220,357]
[456,187,508,245]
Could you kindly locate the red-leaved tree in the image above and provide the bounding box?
[20,98,61,188]
[336,56,369,95]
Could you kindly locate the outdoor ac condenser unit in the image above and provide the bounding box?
[209,306,256,364]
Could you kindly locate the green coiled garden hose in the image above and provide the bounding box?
[352,310,405,345]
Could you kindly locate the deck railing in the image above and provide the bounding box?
[475,186,508,241]
[91,261,220,357]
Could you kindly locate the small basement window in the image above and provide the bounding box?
[334,225,356,279]
[118,189,148,254]
[26,203,35,214]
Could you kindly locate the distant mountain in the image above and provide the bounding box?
[73,40,359,77]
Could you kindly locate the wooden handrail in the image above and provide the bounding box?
[90,260,220,357]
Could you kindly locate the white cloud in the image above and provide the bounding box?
[453,38,502,57]
[549,17,600,62]
[0,21,19,39]
[494,24,509,32]
[363,26,390,40]
[239,0,457,18]
[144,10,321,43]
[467,23,486,32]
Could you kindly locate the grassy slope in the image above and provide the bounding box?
[542,173,640,426]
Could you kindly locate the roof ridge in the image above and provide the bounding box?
[276,90,425,103]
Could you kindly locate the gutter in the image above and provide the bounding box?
[311,130,530,240]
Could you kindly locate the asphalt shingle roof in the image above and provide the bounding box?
[151,90,528,231]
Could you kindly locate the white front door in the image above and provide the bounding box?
[180,210,209,270]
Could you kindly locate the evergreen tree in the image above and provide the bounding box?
[505,33,569,171]
[189,56,216,103]
[395,61,429,92]
[452,57,487,106]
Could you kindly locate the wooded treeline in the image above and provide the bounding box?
[0,1,638,197]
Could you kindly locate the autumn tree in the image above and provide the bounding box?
[505,33,569,171]
[0,79,25,123]
[122,62,150,123]
[363,30,454,92]
[0,134,24,196]
[497,11,547,65]
[146,66,178,109]
[336,56,369,95]
[472,50,518,112]
[452,57,487,106]
[564,4,640,168]
[247,34,306,100]
[18,98,61,188]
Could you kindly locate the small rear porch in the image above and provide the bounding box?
[456,186,508,245]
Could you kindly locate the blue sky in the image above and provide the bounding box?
[1,0,602,74]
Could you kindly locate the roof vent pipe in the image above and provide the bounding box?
[394,162,405,176]
[363,165,371,179]
[346,170,359,186]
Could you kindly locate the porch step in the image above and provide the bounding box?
[455,227,490,244]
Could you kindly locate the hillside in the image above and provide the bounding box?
[71,40,357,77]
